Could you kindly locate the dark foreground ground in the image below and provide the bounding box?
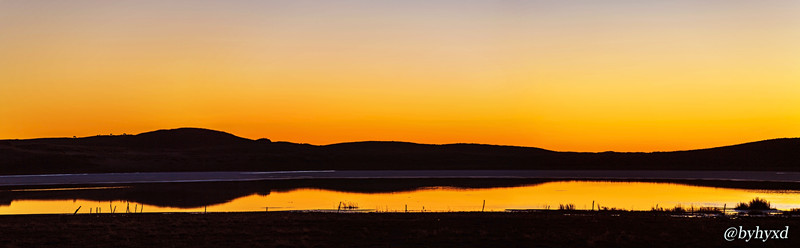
[1,212,798,248]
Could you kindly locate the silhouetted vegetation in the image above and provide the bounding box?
[651,205,722,214]
[338,201,358,210]
[651,205,685,213]
[782,208,800,216]
[558,203,575,210]
[695,207,722,214]
[598,206,626,212]
[735,198,773,210]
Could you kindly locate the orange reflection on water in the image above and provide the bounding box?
[2,181,800,214]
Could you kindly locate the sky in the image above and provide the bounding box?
[1,0,799,152]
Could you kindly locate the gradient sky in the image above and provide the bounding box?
[2,0,799,152]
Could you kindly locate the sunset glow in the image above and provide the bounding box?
[2,0,799,151]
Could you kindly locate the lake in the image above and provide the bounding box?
[2,179,799,214]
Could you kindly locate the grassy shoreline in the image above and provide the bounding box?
[1,212,798,247]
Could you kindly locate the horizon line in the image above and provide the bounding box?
[2,127,797,154]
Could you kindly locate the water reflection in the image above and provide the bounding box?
[0,179,553,208]
[2,179,800,214]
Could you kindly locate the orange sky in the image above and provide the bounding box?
[1,0,799,152]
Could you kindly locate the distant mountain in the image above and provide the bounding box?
[0,128,798,175]
[126,128,257,148]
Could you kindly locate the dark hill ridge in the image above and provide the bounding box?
[0,128,798,174]
[12,128,255,149]
[129,128,256,148]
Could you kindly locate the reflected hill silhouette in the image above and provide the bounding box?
[2,179,800,209]
[0,181,270,208]
[1,127,799,175]
[0,179,551,208]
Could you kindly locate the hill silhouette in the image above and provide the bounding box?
[0,128,798,174]
[128,128,257,148]
[13,128,255,149]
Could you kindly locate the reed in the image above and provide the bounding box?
[340,202,358,210]
[335,201,359,212]
[695,207,722,214]
[558,204,575,211]
[651,205,685,213]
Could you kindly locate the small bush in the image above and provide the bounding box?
[735,198,772,210]
[559,204,575,210]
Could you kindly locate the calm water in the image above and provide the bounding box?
[2,180,800,214]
